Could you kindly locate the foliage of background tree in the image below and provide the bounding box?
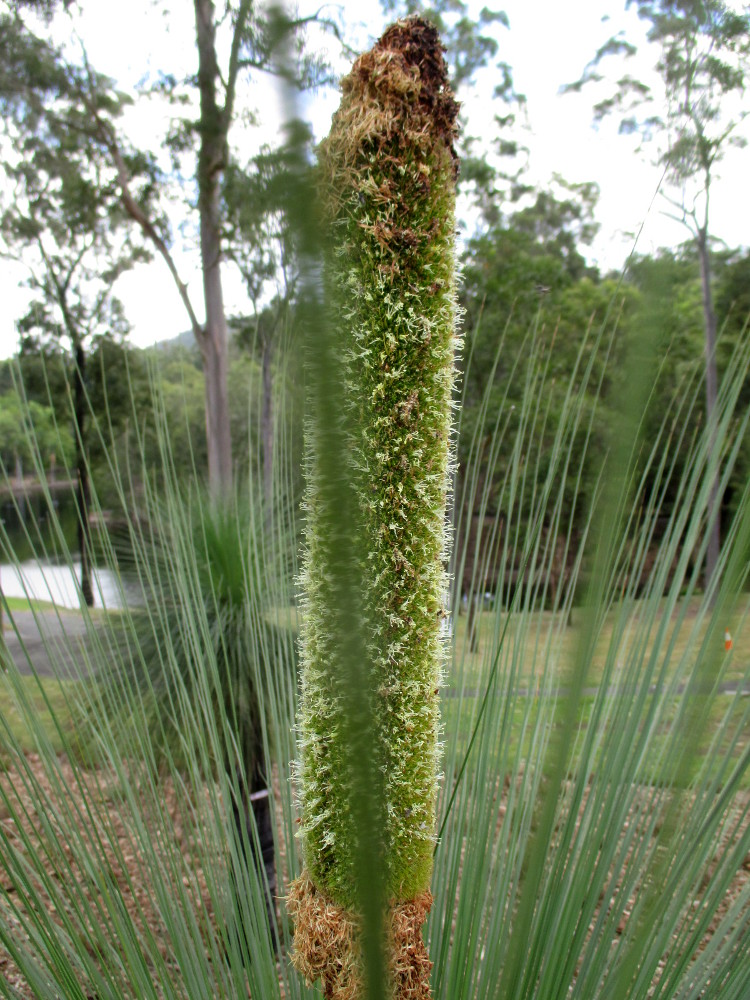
[567,0,750,591]
[223,146,301,511]
[455,181,627,619]
[0,390,73,477]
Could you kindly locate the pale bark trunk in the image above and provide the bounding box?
[195,0,233,497]
[199,282,232,496]
[697,229,720,593]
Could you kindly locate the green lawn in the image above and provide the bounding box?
[2,596,62,614]
[448,596,748,690]
[0,673,77,756]
[1,597,747,788]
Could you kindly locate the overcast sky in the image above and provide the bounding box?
[1,0,748,358]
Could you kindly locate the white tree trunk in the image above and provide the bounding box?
[195,0,233,496]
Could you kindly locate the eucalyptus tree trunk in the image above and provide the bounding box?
[697,227,720,593]
[195,0,233,496]
[289,18,459,999]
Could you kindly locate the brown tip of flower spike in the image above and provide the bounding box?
[288,872,434,1000]
[374,17,459,166]
[329,15,460,192]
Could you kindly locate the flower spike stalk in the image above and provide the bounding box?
[289,17,460,999]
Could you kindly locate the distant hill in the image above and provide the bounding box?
[149,329,196,353]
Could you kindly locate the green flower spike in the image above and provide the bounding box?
[288,17,460,1000]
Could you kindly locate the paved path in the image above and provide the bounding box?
[1,609,93,679]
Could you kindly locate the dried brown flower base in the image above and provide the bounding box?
[288,871,433,1000]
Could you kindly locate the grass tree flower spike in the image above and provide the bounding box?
[288,16,460,1000]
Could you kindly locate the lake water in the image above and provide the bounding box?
[0,559,138,610]
[1,488,139,610]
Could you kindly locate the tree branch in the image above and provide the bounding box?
[99,123,204,342]
[75,52,205,343]
[660,190,699,237]
[36,233,80,346]
[223,0,253,128]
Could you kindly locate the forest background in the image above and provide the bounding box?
[2,0,749,598]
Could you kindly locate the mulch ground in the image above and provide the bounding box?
[0,753,219,999]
